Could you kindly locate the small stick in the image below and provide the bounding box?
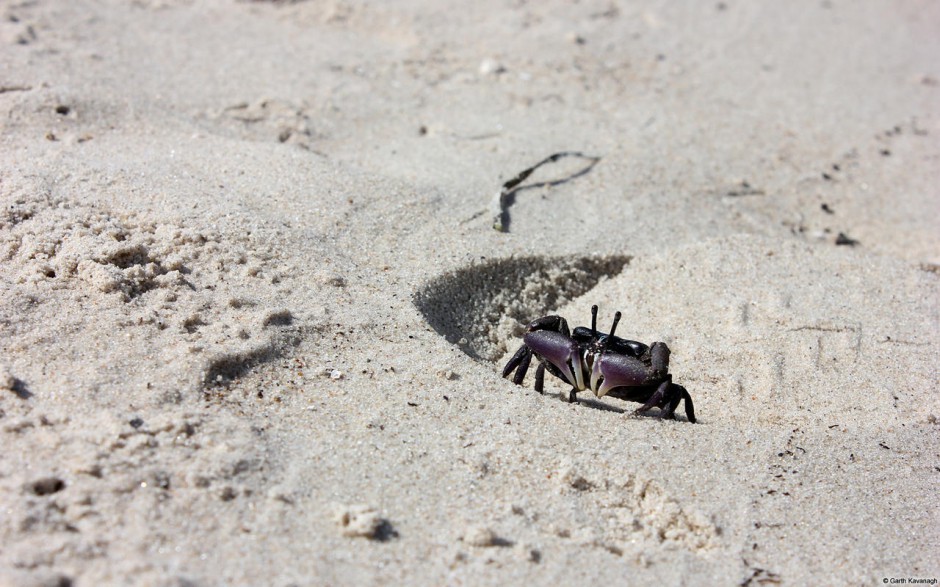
[490,151,601,232]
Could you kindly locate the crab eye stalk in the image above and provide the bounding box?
[602,311,622,350]
[591,304,598,335]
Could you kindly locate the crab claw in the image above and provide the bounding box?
[591,352,648,398]
[523,329,585,390]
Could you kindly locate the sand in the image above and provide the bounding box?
[1,1,938,585]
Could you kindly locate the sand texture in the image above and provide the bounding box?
[1,1,938,585]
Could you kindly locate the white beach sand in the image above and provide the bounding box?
[1,1,937,585]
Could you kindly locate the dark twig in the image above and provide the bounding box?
[491,151,601,232]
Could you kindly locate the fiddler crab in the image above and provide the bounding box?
[501,305,696,423]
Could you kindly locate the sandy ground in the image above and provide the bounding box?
[1,1,938,585]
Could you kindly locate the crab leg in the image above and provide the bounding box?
[501,344,530,379]
[678,385,696,423]
[512,350,532,386]
[634,377,671,416]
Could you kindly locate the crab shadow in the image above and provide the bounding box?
[413,255,629,362]
[573,397,626,414]
[576,398,686,421]
[566,395,691,422]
